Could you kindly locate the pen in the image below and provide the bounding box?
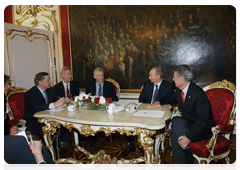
[29,134,34,145]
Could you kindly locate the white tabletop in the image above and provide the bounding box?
[34,102,172,130]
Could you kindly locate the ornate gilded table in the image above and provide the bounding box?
[34,102,172,164]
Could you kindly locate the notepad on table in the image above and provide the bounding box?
[134,110,165,118]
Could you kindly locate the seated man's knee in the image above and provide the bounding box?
[172,116,186,129]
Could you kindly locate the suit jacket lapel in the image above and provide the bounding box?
[60,82,65,97]
[156,80,164,99]
[149,83,154,99]
[34,86,46,104]
[102,81,107,96]
[183,82,193,109]
[93,81,97,95]
[69,81,73,96]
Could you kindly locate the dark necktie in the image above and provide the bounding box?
[98,84,103,96]
[181,91,185,109]
[43,90,48,104]
[66,84,71,99]
[152,84,158,104]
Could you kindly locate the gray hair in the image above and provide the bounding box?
[61,67,71,75]
[152,67,164,78]
[174,65,193,82]
[93,67,104,75]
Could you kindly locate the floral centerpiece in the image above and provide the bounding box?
[74,93,113,110]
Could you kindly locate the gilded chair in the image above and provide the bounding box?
[190,79,236,164]
[6,86,28,126]
[105,78,120,98]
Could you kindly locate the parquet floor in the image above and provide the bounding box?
[59,132,236,164]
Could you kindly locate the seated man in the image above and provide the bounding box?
[54,67,79,98]
[151,65,216,164]
[86,67,119,150]
[23,72,72,154]
[54,67,81,142]
[86,67,118,101]
[121,67,174,157]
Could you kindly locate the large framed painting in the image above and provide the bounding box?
[68,5,236,92]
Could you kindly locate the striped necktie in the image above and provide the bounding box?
[152,84,158,104]
[66,84,71,99]
[98,84,103,96]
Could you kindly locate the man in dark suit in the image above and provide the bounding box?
[139,67,174,103]
[4,135,46,164]
[23,72,72,154]
[54,67,79,99]
[152,65,215,164]
[121,67,174,157]
[85,67,119,150]
[85,67,118,101]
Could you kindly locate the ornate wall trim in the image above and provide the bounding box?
[12,5,63,83]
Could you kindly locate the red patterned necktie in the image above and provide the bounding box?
[181,91,185,109]
[66,84,70,99]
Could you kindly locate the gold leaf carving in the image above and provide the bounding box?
[91,150,117,164]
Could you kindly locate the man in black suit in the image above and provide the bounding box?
[54,67,79,99]
[121,67,174,157]
[85,67,119,150]
[4,135,46,164]
[139,67,174,103]
[152,65,215,164]
[23,72,72,154]
[86,67,118,101]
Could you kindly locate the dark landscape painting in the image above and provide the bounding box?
[69,5,236,90]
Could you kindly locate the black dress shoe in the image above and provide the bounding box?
[89,138,99,150]
[55,147,69,155]
[120,143,136,157]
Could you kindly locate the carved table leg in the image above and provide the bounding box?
[40,118,58,161]
[138,133,154,164]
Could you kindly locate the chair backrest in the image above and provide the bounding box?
[6,86,28,120]
[203,80,236,126]
[105,78,120,98]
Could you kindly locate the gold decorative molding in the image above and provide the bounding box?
[5,27,53,85]
[13,5,62,83]
[38,117,160,164]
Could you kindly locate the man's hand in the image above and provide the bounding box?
[178,135,191,149]
[54,97,65,108]
[146,101,162,109]
[29,140,45,164]
[9,126,19,135]
[64,97,73,104]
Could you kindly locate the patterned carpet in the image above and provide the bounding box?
[59,132,236,164]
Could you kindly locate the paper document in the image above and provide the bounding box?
[134,110,165,118]
[15,127,28,144]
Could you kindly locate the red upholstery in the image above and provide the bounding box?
[190,87,234,160]
[113,86,117,93]
[217,124,234,132]
[7,92,25,125]
[7,91,41,140]
[205,89,234,125]
[190,134,230,157]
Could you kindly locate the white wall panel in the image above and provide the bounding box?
[4,23,55,89]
